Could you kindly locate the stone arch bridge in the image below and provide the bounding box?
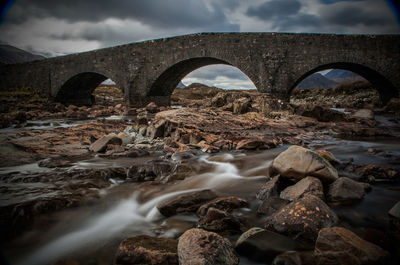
[0,33,399,106]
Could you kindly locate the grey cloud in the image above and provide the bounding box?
[4,0,238,31]
[246,0,301,19]
[186,65,249,81]
[321,4,394,26]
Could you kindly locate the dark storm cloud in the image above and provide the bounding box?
[4,0,238,30]
[246,0,301,19]
[246,0,319,31]
[321,4,394,26]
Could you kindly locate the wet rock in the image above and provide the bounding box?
[148,119,166,139]
[115,235,178,265]
[280,176,324,201]
[178,228,239,265]
[152,160,176,178]
[256,175,284,200]
[38,156,74,168]
[384,98,400,113]
[389,201,400,219]
[389,201,400,232]
[104,144,125,156]
[146,102,160,113]
[359,164,400,181]
[265,195,338,246]
[327,177,370,202]
[211,92,228,107]
[314,227,389,265]
[137,111,148,125]
[300,105,347,122]
[272,145,338,183]
[235,227,300,263]
[236,139,268,150]
[197,207,244,233]
[157,189,217,217]
[352,109,374,119]
[272,251,315,265]
[197,196,249,217]
[315,150,340,166]
[257,197,290,216]
[89,134,122,153]
[233,97,251,114]
[117,132,134,145]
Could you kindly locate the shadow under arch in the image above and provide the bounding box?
[55,72,109,106]
[148,57,258,102]
[290,62,397,105]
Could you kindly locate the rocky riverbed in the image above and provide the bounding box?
[1,84,400,265]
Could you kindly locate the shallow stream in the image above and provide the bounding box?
[1,136,400,265]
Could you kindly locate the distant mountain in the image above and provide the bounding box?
[324,69,366,83]
[176,81,186,89]
[296,73,338,90]
[0,45,45,64]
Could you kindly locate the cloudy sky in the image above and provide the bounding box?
[0,0,399,89]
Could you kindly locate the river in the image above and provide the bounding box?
[1,133,399,265]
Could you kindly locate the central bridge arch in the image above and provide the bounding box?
[145,56,259,105]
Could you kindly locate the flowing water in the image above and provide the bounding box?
[1,137,400,265]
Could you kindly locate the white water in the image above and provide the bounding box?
[16,154,262,265]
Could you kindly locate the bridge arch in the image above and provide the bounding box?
[146,56,258,105]
[55,72,121,106]
[290,62,397,105]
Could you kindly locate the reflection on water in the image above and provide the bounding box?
[2,137,400,265]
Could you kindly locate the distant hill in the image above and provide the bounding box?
[324,69,366,83]
[0,45,45,64]
[176,81,186,89]
[296,73,338,90]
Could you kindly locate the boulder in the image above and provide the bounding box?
[157,189,217,217]
[273,251,315,265]
[146,102,160,113]
[272,145,338,183]
[115,235,178,265]
[314,227,388,265]
[197,196,249,217]
[265,195,338,245]
[148,119,166,139]
[257,197,290,216]
[256,175,282,201]
[211,92,228,107]
[352,109,374,119]
[280,176,324,201]
[117,132,134,145]
[315,150,340,165]
[197,207,243,233]
[235,227,300,263]
[233,97,251,114]
[301,105,347,122]
[89,134,122,153]
[327,177,370,202]
[236,139,270,150]
[178,228,239,265]
[389,201,400,219]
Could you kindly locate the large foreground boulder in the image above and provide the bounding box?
[157,189,217,217]
[178,228,239,265]
[272,145,338,183]
[235,227,300,263]
[115,235,178,265]
[314,227,388,265]
[265,195,338,245]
